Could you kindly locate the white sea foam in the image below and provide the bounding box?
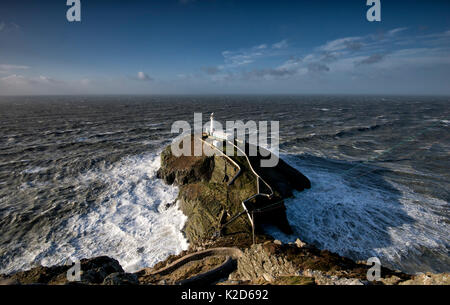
[266,154,450,273]
[22,166,48,174]
[1,153,188,274]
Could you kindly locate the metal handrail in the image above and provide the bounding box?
[198,135,281,243]
[197,137,241,186]
[225,140,274,199]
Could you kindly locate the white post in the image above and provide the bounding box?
[210,113,214,136]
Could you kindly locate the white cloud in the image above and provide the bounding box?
[137,71,152,81]
[0,22,21,33]
[222,51,257,67]
[272,39,288,49]
[254,44,267,50]
[39,75,64,84]
[388,27,408,36]
[320,37,362,52]
[0,74,30,85]
[0,74,65,86]
[217,39,291,72]
[278,57,303,71]
[0,64,30,70]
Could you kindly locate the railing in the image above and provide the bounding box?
[199,135,282,244]
[197,136,241,186]
[225,139,274,199]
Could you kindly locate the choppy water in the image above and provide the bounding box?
[0,95,449,274]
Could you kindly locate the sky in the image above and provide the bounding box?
[0,0,449,95]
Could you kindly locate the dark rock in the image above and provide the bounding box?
[102,272,139,285]
[78,256,124,284]
[156,138,214,186]
[1,256,123,285]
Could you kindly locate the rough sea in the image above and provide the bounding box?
[0,95,449,275]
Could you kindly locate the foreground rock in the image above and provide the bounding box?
[0,256,131,285]
[2,239,449,285]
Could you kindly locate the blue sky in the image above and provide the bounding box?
[0,0,449,95]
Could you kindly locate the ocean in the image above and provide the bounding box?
[0,95,448,274]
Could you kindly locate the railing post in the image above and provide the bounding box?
[251,211,255,245]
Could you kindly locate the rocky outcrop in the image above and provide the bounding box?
[102,272,139,285]
[157,135,311,245]
[398,273,449,285]
[229,243,299,282]
[0,256,127,285]
[157,143,214,186]
[224,239,415,285]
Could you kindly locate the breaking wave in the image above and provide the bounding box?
[266,154,450,274]
[0,153,188,274]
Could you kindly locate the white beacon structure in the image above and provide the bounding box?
[209,112,215,136]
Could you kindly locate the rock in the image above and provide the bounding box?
[156,137,214,186]
[380,275,402,285]
[272,276,315,285]
[299,269,365,285]
[78,256,124,284]
[229,244,298,282]
[1,256,124,285]
[336,278,365,285]
[158,137,258,244]
[0,277,20,285]
[295,238,306,248]
[156,135,312,245]
[262,273,275,282]
[103,272,139,285]
[399,273,449,285]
